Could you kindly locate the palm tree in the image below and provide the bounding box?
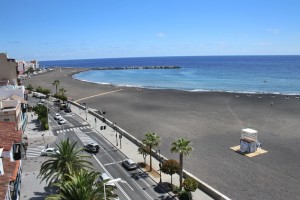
[46,169,116,200]
[171,138,193,190]
[38,139,93,184]
[52,80,60,94]
[59,87,67,96]
[142,132,160,171]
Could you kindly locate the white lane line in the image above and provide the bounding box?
[103,161,122,166]
[71,116,157,199]
[116,164,154,200]
[90,129,155,200]
[92,155,132,200]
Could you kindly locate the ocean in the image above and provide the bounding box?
[40,55,300,94]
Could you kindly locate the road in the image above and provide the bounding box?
[28,97,174,200]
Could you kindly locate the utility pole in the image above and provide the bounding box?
[119,133,122,149]
[114,122,118,146]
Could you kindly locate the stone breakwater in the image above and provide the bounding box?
[94,66,181,70]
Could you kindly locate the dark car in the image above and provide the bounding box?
[84,142,100,153]
[122,159,137,170]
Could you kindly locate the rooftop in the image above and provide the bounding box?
[0,122,22,151]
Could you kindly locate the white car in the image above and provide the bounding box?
[54,113,62,120]
[41,148,60,156]
[58,118,66,125]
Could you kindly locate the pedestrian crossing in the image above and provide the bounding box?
[25,145,45,158]
[55,126,91,134]
[74,129,99,146]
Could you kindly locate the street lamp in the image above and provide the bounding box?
[114,122,118,146]
[103,178,125,200]
[83,103,87,120]
[42,134,45,145]
[119,133,122,149]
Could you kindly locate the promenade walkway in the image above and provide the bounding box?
[21,112,57,199]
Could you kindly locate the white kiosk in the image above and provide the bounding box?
[240,128,258,153]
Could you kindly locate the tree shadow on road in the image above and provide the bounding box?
[130,171,149,180]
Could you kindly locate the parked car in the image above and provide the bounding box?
[54,113,62,120]
[40,99,45,103]
[41,148,60,156]
[99,173,116,187]
[84,142,100,153]
[58,118,66,125]
[122,159,137,170]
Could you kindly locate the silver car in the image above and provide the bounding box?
[122,159,137,170]
[41,148,60,156]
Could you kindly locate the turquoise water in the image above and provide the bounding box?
[41,56,300,94]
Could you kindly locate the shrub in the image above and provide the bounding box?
[44,123,49,130]
[178,190,190,200]
[183,177,198,193]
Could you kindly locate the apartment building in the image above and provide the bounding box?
[0,53,18,85]
[0,100,23,131]
[0,122,23,200]
[17,60,39,76]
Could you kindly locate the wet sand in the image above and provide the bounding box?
[24,68,300,200]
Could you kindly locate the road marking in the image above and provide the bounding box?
[103,161,122,166]
[75,89,123,102]
[71,128,131,200]
[26,146,45,157]
[93,154,132,200]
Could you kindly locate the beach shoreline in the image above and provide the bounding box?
[69,68,300,96]
[24,68,300,200]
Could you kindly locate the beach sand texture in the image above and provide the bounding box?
[24,69,300,200]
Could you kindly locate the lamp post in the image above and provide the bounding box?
[114,122,118,146]
[156,149,162,183]
[83,103,87,120]
[103,178,125,200]
[119,133,122,149]
[42,134,45,145]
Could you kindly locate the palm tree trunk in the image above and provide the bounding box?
[179,152,183,189]
[55,85,58,94]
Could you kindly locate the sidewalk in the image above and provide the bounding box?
[70,104,213,200]
[20,112,58,200]
[24,111,57,147]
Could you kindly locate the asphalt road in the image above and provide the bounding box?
[28,97,174,200]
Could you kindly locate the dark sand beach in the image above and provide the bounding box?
[25,68,300,200]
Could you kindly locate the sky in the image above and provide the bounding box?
[1,0,300,61]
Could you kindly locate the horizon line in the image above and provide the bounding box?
[40,54,300,62]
